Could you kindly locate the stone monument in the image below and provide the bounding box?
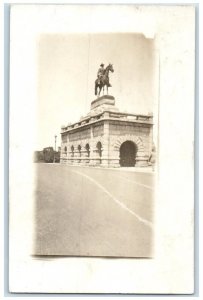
[60,94,153,167]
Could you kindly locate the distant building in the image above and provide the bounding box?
[60,95,153,167]
[34,147,60,163]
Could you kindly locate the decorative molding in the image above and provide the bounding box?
[113,135,145,152]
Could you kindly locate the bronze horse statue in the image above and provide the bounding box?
[95,64,114,96]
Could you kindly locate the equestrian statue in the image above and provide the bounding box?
[95,63,114,96]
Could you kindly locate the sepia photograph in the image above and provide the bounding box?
[9,4,195,294]
[34,32,157,258]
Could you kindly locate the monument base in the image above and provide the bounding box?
[91,95,115,109]
[88,95,119,115]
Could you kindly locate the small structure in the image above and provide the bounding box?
[60,95,153,167]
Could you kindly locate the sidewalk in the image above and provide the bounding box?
[54,162,156,174]
[108,166,156,173]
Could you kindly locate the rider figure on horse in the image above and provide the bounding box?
[97,63,105,84]
[95,63,114,96]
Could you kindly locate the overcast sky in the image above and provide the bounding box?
[37,33,157,150]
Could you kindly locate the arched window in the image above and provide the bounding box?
[71,145,74,157]
[85,144,90,157]
[64,146,67,156]
[96,141,102,158]
[78,145,81,157]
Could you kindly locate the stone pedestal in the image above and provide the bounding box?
[88,95,119,116]
[91,95,115,108]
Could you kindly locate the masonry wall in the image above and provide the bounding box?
[61,118,153,167]
[108,121,152,167]
[60,121,106,166]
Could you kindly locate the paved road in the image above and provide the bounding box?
[34,164,155,257]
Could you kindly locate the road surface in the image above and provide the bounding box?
[34,164,155,258]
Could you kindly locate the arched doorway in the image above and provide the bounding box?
[120,141,137,167]
[96,141,102,164]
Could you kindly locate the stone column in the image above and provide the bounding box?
[74,150,80,164]
[93,146,101,166]
[109,151,120,167]
[101,113,110,167]
[136,150,149,166]
[80,146,88,165]
[108,139,120,167]
[89,125,96,166]
[68,150,73,165]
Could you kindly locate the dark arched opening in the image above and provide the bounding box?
[64,146,67,156]
[78,145,81,157]
[85,144,90,157]
[71,145,74,157]
[96,141,102,164]
[120,141,137,167]
[96,141,102,158]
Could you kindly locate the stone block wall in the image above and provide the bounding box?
[60,95,153,168]
[61,119,152,167]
